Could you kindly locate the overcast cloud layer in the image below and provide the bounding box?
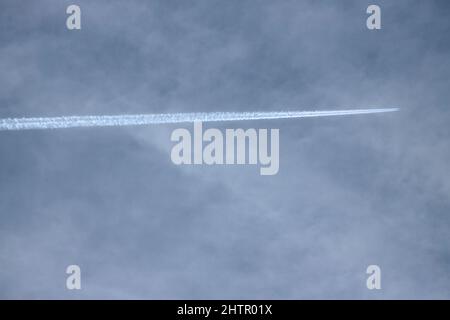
[0,0,449,299]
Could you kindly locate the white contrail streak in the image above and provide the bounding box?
[0,108,398,131]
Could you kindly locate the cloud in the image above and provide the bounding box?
[0,0,449,299]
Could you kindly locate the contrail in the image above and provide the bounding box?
[0,108,398,131]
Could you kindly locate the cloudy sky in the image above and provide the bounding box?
[0,0,449,299]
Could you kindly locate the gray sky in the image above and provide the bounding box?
[0,0,449,299]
